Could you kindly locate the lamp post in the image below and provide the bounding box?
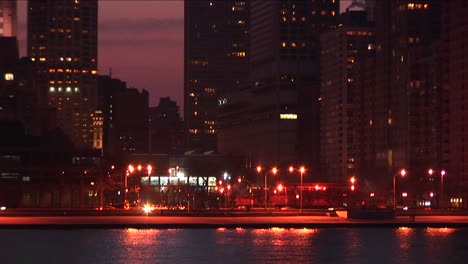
[257,166,277,211]
[289,166,306,214]
[393,169,406,211]
[440,170,446,209]
[125,165,135,206]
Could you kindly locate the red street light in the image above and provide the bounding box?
[394,169,407,211]
[428,168,434,176]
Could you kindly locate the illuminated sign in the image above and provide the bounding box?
[280,113,298,120]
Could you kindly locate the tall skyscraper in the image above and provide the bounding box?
[442,0,468,206]
[184,0,249,151]
[27,0,98,149]
[218,0,338,171]
[358,0,443,194]
[0,0,17,37]
[320,11,375,183]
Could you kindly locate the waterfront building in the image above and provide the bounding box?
[27,0,98,149]
[320,10,375,183]
[184,0,249,151]
[442,0,468,208]
[218,0,339,174]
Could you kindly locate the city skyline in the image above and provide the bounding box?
[15,0,353,108]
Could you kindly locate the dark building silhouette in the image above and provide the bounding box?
[27,0,98,149]
[320,10,375,183]
[109,88,149,162]
[149,97,184,154]
[442,0,468,208]
[97,75,126,160]
[0,120,102,208]
[184,0,249,151]
[1,36,56,136]
[218,0,339,173]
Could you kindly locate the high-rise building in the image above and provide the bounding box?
[0,0,17,37]
[361,0,443,195]
[218,0,338,171]
[184,0,249,151]
[27,0,98,149]
[442,0,468,207]
[320,11,375,183]
[108,88,149,161]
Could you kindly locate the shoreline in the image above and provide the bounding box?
[1,215,468,229]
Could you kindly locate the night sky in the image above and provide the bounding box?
[16,0,351,108]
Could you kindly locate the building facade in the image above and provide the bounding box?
[0,0,16,37]
[443,0,468,208]
[320,11,375,183]
[27,0,98,149]
[184,0,249,151]
[218,0,338,174]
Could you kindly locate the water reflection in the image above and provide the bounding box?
[0,228,467,264]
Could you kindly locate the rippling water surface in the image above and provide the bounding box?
[1,227,467,264]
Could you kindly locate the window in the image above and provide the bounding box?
[4,73,14,81]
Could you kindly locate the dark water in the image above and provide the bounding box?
[0,227,467,264]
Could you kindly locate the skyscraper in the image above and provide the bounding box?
[27,0,98,149]
[320,11,375,183]
[218,0,338,171]
[0,0,17,37]
[442,0,468,206]
[184,0,249,151]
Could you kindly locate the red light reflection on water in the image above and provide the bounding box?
[396,227,415,250]
[425,227,455,236]
[122,229,161,246]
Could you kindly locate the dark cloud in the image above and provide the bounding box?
[99,18,183,33]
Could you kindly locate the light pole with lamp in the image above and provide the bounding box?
[393,169,407,211]
[440,170,446,209]
[430,169,446,209]
[257,166,278,211]
[125,165,135,207]
[289,166,306,214]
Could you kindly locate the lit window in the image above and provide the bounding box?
[282,42,287,48]
[291,42,297,48]
[58,87,63,92]
[66,87,72,93]
[50,87,55,92]
[4,73,14,81]
[280,114,298,120]
[74,87,79,92]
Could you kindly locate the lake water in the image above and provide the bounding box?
[0,227,467,264]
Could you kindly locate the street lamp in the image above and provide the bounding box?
[289,166,306,214]
[257,166,278,211]
[393,169,407,211]
[440,170,446,209]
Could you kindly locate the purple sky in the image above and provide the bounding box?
[17,1,351,108]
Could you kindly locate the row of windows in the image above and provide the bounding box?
[48,68,97,74]
[49,86,79,93]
